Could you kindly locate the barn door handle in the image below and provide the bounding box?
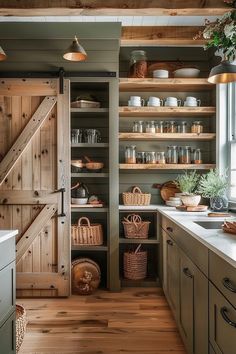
[220,307,236,328]
[54,188,66,217]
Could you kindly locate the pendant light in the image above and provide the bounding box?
[208,60,236,84]
[63,36,87,62]
[0,46,7,61]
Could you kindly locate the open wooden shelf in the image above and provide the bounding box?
[119,78,214,92]
[119,163,216,170]
[119,238,159,244]
[71,205,108,213]
[119,205,160,211]
[71,172,109,178]
[119,132,216,141]
[71,245,108,251]
[71,108,109,113]
[119,106,216,117]
[71,143,109,148]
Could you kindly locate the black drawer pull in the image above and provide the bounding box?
[167,239,173,246]
[222,277,236,293]
[220,307,236,328]
[183,267,193,278]
[167,226,173,233]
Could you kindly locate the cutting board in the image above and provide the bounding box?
[176,205,208,212]
[154,181,180,201]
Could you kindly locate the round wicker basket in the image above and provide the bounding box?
[72,258,101,295]
[16,304,27,353]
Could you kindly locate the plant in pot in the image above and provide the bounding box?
[198,169,229,212]
[175,171,201,207]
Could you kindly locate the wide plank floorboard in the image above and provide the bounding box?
[19,287,186,354]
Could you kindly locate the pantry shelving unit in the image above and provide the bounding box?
[70,77,119,291]
[119,163,216,170]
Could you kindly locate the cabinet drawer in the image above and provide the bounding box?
[0,262,15,328]
[0,312,15,354]
[0,237,15,271]
[161,215,208,275]
[209,251,236,308]
[209,283,236,354]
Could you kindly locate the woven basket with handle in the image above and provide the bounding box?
[122,186,151,206]
[16,304,27,353]
[122,214,150,239]
[71,217,103,245]
[124,244,147,280]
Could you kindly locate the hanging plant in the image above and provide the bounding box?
[194,11,236,61]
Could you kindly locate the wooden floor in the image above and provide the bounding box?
[19,288,186,354]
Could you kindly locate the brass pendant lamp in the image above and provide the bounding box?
[63,36,87,62]
[208,60,236,84]
[0,46,7,61]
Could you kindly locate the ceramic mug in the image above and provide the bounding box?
[165,97,182,107]
[128,96,145,107]
[147,96,163,107]
[184,97,201,107]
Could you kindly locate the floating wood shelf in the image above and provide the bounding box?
[71,143,109,148]
[119,106,216,117]
[119,205,160,211]
[119,132,216,141]
[119,78,214,92]
[71,172,109,178]
[119,238,159,244]
[71,245,108,251]
[71,206,108,213]
[70,108,109,113]
[119,163,216,170]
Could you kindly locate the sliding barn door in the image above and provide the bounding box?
[0,78,70,297]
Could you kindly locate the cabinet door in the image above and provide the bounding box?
[162,230,179,320]
[0,312,15,354]
[0,262,15,328]
[209,282,236,354]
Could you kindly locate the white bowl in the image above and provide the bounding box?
[153,69,169,78]
[180,195,201,207]
[173,68,200,78]
[169,197,182,202]
[71,198,88,205]
[166,200,182,207]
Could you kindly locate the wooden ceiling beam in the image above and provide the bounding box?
[0,0,232,16]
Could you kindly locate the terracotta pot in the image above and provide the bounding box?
[181,194,201,207]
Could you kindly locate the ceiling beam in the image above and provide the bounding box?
[0,0,232,16]
[121,26,206,47]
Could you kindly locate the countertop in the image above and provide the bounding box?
[156,206,236,268]
[0,230,18,244]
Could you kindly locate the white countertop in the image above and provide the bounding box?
[0,230,18,244]
[156,206,236,268]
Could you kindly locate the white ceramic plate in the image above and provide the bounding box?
[173,68,200,78]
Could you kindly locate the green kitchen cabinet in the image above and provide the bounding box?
[0,312,16,354]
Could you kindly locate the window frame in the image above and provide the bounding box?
[227,82,236,202]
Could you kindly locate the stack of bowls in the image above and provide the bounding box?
[166,196,182,207]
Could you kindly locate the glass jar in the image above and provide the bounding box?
[167,146,178,164]
[156,152,166,164]
[193,148,202,164]
[191,121,203,134]
[133,121,144,133]
[179,146,192,164]
[145,121,156,133]
[168,121,177,133]
[71,129,83,143]
[125,145,136,164]
[128,50,148,78]
[145,152,156,164]
[155,121,164,133]
[164,122,169,133]
[136,151,146,164]
[177,121,187,133]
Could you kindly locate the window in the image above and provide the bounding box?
[228,83,236,201]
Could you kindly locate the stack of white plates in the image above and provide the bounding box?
[153,69,169,78]
[166,196,182,207]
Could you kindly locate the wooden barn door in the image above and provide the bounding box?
[0,78,70,297]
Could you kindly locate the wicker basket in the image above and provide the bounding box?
[16,304,27,353]
[122,214,150,239]
[71,217,103,246]
[122,186,151,206]
[124,244,147,280]
[72,258,101,295]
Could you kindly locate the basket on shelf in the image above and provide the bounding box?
[123,244,147,280]
[122,214,150,239]
[72,258,101,295]
[122,186,151,206]
[16,304,27,353]
[71,217,103,246]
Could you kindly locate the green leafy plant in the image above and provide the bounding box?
[198,169,228,198]
[175,171,200,195]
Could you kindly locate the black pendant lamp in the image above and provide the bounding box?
[208,60,236,84]
[63,36,87,62]
[0,46,7,61]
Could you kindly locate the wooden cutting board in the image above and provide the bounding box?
[176,205,208,212]
[154,181,180,201]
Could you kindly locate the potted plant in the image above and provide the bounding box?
[198,169,228,212]
[175,171,201,207]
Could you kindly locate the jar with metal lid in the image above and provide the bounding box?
[193,148,202,164]
[177,121,187,133]
[168,121,177,133]
[133,121,144,133]
[156,152,166,164]
[125,145,136,164]
[128,50,148,78]
[155,121,164,133]
[145,121,156,133]
[145,152,156,164]
[136,151,146,164]
[71,129,83,143]
[191,121,203,134]
[167,146,178,164]
[164,122,169,133]
[179,146,192,164]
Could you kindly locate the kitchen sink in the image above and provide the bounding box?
[194,221,223,229]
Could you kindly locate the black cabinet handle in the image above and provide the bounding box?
[167,226,173,233]
[54,187,66,217]
[220,307,236,328]
[222,277,236,293]
[167,239,173,246]
[183,267,193,278]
